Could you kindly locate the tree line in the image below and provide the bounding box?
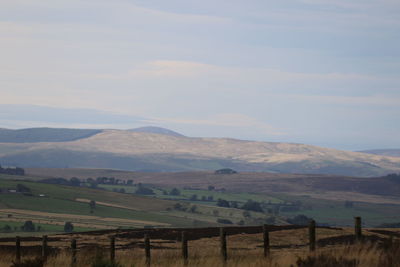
[0,165,25,176]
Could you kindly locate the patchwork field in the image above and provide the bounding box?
[24,168,400,227]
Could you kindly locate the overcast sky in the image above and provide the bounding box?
[1,0,399,150]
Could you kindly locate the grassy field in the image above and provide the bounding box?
[97,182,400,227]
[98,184,282,203]
[0,226,398,266]
[276,194,400,227]
[0,175,280,233]
[0,220,93,237]
[2,170,400,229]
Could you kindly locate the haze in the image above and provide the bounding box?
[1,0,399,150]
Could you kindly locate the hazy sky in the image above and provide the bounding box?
[1,0,399,150]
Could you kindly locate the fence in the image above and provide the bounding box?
[11,216,364,265]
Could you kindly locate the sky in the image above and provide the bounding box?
[0,0,399,150]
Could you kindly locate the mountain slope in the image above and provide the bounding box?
[1,129,400,176]
[359,149,400,158]
[129,126,184,137]
[0,128,101,143]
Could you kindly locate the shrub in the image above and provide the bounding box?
[21,220,35,232]
[189,205,198,213]
[64,222,74,232]
[241,200,263,212]
[135,185,154,195]
[11,258,44,267]
[170,188,180,196]
[287,214,313,225]
[16,184,31,193]
[217,199,230,208]
[215,168,237,174]
[217,218,233,224]
[296,254,357,267]
[91,258,123,267]
[173,203,187,211]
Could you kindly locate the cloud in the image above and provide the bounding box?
[286,94,400,107]
[0,0,399,149]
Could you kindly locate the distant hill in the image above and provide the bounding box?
[359,149,400,158]
[129,126,184,137]
[1,128,400,176]
[0,128,102,143]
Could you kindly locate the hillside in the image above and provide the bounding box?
[129,126,184,137]
[359,149,400,158]
[1,128,400,176]
[0,174,279,232]
[0,128,101,143]
[23,168,400,226]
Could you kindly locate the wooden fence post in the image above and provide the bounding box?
[220,227,227,262]
[144,234,151,266]
[110,236,115,263]
[16,236,21,263]
[263,224,270,257]
[355,217,362,242]
[309,220,316,252]
[71,239,77,267]
[42,235,48,262]
[181,231,188,265]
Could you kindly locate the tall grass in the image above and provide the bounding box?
[2,241,399,267]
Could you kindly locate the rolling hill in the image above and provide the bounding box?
[0,128,101,143]
[129,126,184,137]
[0,128,400,176]
[359,149,400,158]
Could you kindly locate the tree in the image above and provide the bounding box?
[241,200,263,212]
[16,184,31,193]
[136,185,155,195]
[217,199,230,208]
[230,201,239,209]
[2,225,11,233]
[208,185,215,191]
[287,214,313,226]
[217,218,233,224]
[344,201,354,208]
[214,168,237,174]
[22,221,35,232]
[64,222,74,232]
[170,188,181,196]
[70,177,81,187]
[89,200,96,213]
[190,194,198,201]
[189,205,198,213]
[173,203,187,211]
[242,211,251,218]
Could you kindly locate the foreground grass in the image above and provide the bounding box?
[2,227,399,267]
[3,242,400,267]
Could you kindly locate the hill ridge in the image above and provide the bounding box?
[0,128,399,176]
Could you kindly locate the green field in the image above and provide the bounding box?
[0,220,93,236]
[0,175,278,230]
[1,173,399,229]
[276,194,400,227]
[97,184,283,204]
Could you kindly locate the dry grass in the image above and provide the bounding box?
[4,243,399,267]
[1,228,399,267]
